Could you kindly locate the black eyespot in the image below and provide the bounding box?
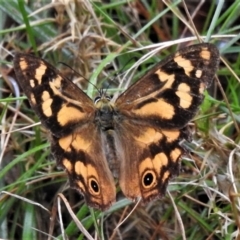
[143,172,154,186]
[90,179,99,193]
[142,170,156,189]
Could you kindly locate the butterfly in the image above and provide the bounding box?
[13,43,219,210]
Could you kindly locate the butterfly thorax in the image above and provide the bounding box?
[94,96,117,131]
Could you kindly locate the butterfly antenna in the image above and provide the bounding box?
[100,88,104,97]
[58,61,101,96]
[108,56,136,89]
[103,82,111,97]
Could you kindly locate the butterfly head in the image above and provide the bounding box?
[94,88,112,104]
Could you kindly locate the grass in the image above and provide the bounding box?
[0,0,240,239]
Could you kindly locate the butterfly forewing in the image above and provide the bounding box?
[14,53,96,137]
[116,43,219,129]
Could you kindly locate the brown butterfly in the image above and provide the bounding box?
[13,43,219,210]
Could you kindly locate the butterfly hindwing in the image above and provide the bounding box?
[51,124,116,209]
[116,122,188,202]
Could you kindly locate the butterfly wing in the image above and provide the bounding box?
[115,122,188,202]
[14,53,115,209]
[14,53,95,137]
[51,123,116,210]
[115,43,219,202]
